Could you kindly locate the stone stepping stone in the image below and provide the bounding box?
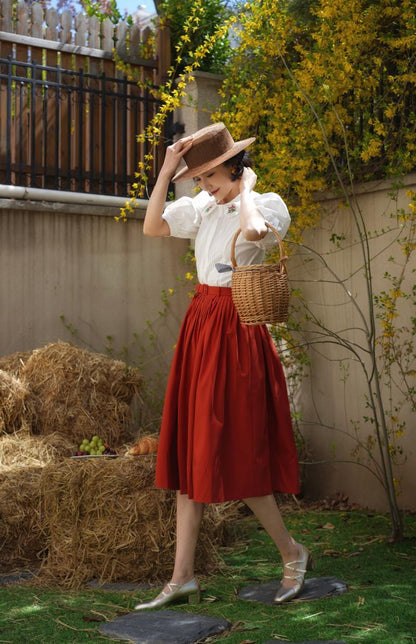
[0,571,36,586]
[99,609,231,643]
[238,576,347,604]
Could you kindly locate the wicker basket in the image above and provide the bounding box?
[230,222,289,325]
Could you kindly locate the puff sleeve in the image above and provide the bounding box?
[162,191,209,239]
[252,192,291,249]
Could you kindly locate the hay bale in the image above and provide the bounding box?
[20,341,142,445]
[0,370,35,435]
[0,466,45,571]
[0,433,77,571]
[0,432,76,470]
[0,350,32,377]
[39,457,235,588]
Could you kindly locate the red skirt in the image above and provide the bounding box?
[155,284,300,503]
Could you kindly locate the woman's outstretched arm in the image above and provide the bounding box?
[143,136,193,237]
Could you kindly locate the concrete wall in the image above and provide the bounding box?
[0,199,190,390]
[289,174,416,511]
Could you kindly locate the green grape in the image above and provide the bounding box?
[74,435,109,456]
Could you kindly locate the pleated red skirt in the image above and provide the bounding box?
[155,284,300,503]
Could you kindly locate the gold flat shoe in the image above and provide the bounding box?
[274,545,314,604]
[134,577,200,611]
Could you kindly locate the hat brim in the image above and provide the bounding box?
[172,137,256,183]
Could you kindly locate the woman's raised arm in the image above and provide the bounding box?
[143,137,193,237]
[238,168,268,241]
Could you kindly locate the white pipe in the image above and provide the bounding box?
[0,184,148,209]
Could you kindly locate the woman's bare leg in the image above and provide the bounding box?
[170,491,205,584]
[243,494,305,590]
[134,492,203,609]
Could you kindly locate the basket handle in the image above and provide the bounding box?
[230,222,288,269]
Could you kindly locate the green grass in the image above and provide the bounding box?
[0,508,415,643]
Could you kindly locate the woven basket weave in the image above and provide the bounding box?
[230,222,289,325]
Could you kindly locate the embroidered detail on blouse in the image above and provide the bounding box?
[227,204,237,213]
[204,203,215,214]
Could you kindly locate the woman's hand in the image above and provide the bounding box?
[161,136,194,178]
[239,168,267,241]
[239,167,257,193]
[144,136,193,237]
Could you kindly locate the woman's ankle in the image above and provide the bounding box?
[281,539,302,563]
[170,571,195,585]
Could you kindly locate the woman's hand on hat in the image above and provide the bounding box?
[239,167,257,193]
[162,136,194,177]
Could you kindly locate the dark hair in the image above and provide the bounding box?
[224,150,252,181]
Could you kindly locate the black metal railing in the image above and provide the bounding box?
[0,55,165,196]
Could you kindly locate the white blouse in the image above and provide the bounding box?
[162,190,291,287]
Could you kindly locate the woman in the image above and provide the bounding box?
[135,123,312,609]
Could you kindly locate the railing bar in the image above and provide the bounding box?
[43,85,48,189]
[18,81,24,184]
[112,92,117,194]
[54,68,60,190]
[89,86,95,194]
[78,69,84,192]
[122,75,128,195]
[144,86,149,181]
[67,87,72,191]
[133,92,139,189]
[100,73,106,194]
[53,65,61,190]
[6,57,12,184]
[0,59,158,97]
[30,61,37,188]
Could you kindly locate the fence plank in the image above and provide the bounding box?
[101,17,114,52]
[0,0,13,32]
[75,12,87,48]
[115,22,128,60]
[31,3,43,39]
[46,7,59,41]
[61,10,73,45]
[16,2,29,36]
[89,15,100,49]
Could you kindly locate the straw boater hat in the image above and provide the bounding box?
[172,122,256,182]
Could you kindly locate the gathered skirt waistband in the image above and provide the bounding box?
[195,284,232,297]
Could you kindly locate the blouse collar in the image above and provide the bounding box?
[203,193,241,215]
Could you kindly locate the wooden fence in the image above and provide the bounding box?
[0,0,170,195]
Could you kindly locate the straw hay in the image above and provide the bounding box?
[20,341,142,445]
[0,432,75,470]
[0,369,35,435]
[0,466,45,571]
[0,432,75,571]
[0,343,239,586]
[39,457,236,588]
[0,350,32,377]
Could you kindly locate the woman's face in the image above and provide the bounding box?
[194,163,239,205]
